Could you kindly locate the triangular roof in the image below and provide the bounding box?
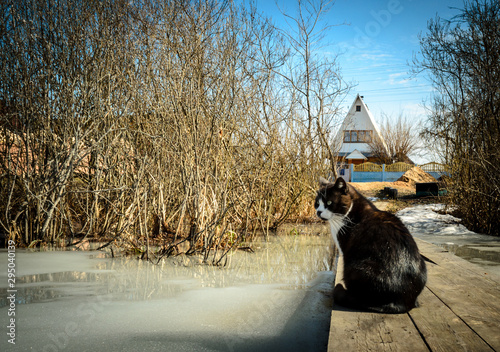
[345,149,367,160]
[335,94,389,158]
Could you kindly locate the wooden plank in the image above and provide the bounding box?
[328,239,500,351]
[328,308,428,352]
[416,239,500,285]
[329,255,428,352]
[424,263,500,350]
[328,240,500,352]
[409,287,494,352]
[415,239,500,350]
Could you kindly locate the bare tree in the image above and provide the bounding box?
[369,113,423,164]
[413,0,500,235]
[277,0,350,179]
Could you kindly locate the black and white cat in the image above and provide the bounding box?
[315,177,427,314]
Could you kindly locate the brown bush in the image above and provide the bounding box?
[0,0,348,260]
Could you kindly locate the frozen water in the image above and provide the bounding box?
[3,204,498,351]
[0,234,334,352]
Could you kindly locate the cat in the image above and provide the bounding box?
[315,177,427,314]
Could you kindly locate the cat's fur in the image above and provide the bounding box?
[315,177,427,314]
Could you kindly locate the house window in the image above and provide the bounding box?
[343,130,373,143]
[358,131,365,141]
[351,131,357,142]
[364,130,373,142]
[356,105,361,112]
[344,131,351,142]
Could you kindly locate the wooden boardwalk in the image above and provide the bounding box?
[328,239,500,352]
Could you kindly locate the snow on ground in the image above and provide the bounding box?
[397,204,478,242]
[397,204,500,277]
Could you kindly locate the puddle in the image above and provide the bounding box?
[0,233,334,352]
[437,243,500,275]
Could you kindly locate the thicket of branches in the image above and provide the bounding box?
[0,0,347,260]
[414,0,500,235]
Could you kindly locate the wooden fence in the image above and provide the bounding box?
[353,162,382,172]
[347,162,449,182]
[419,162,451,173]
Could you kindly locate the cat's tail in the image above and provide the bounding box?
[421,254,437,265]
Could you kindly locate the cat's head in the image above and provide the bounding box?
[315,177,352,221]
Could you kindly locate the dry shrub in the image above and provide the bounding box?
[0,0,347,258]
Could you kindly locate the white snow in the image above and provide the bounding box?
[397,204,474,238]
[397,204,500,277]
[397,204,494,243]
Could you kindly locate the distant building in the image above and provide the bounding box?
[335,94,389,165]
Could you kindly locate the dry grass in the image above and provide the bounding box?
[351,179,441,214]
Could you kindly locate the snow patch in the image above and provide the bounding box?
[397,204,474,237]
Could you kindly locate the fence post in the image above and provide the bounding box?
[350,163,354,182]
[382,164,386,182]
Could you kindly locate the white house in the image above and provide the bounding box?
[335,94,389,165]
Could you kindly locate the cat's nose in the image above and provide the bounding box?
[316,210,322,218]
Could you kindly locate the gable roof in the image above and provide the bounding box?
[345,149,368,160]
[335,94,389,158]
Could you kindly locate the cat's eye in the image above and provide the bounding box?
[327,201,332,205]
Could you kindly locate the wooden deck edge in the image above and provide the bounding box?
[328,239,500,352]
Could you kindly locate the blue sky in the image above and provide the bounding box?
[254,0,465,162]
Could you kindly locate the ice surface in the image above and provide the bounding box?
[0,235,334,352]
[1,250,105,279]
[2,204,498,351]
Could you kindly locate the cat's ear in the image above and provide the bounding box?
[334,177,349,194]
[319,177,330,187]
